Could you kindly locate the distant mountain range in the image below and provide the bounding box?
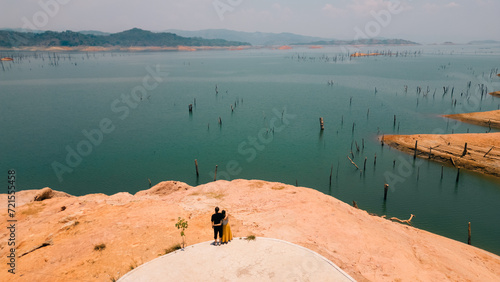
[293,38,418,46]
[165,29,332,46]
[165,29,420,46]
[0,28,250,48]
[3,27,498,48]
[0,28,111,36]
[467,40,500,45]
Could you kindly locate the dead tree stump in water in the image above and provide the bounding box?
[319,117,324,130]
[414,140,418,159]
[468,222,472,245]
[484,146,494,157]
[214,165,218,181]
[461,143,468,157]
[384,184,389,201]
[329,164,333,185]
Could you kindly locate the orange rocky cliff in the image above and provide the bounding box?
[1,180,500,281]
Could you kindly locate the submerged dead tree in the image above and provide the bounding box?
[347,155,361,171]
[390,214,415,226]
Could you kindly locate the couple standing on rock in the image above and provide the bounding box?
[211,207,233,246]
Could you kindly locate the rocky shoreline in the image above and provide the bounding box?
[444,109,500,130]
[1,180,500,281]
[382,132,500,178]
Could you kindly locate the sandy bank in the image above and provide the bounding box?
[382,133,500,178]
[2,180,500,281]
[350,52,382,57]
[490,91,500,98]
[444,109,500,129]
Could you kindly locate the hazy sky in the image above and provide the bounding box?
[2,0,499,43]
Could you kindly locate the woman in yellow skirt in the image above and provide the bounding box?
[221,210,233,244]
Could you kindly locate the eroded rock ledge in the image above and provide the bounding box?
[1,180,500,281]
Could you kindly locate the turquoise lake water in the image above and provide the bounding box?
[1,45,500,255]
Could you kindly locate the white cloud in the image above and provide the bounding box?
[322,4,345,18]
[445,2,460,8]
[347,0,394,15]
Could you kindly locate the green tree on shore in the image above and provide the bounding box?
[175,217,189,249]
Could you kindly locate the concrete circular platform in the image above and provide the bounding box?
[118,237,355,281]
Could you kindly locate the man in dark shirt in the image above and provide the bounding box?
[211,206,224,246]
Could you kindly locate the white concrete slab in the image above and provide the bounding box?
[118,237,355,281]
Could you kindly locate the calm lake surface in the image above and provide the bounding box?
[1,45,500,254]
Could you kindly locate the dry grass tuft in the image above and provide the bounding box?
[21,204,44,216]
[244,235,256,241]
[272,185,285,190]
[162,243,181,255]
[207,192,225,199]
